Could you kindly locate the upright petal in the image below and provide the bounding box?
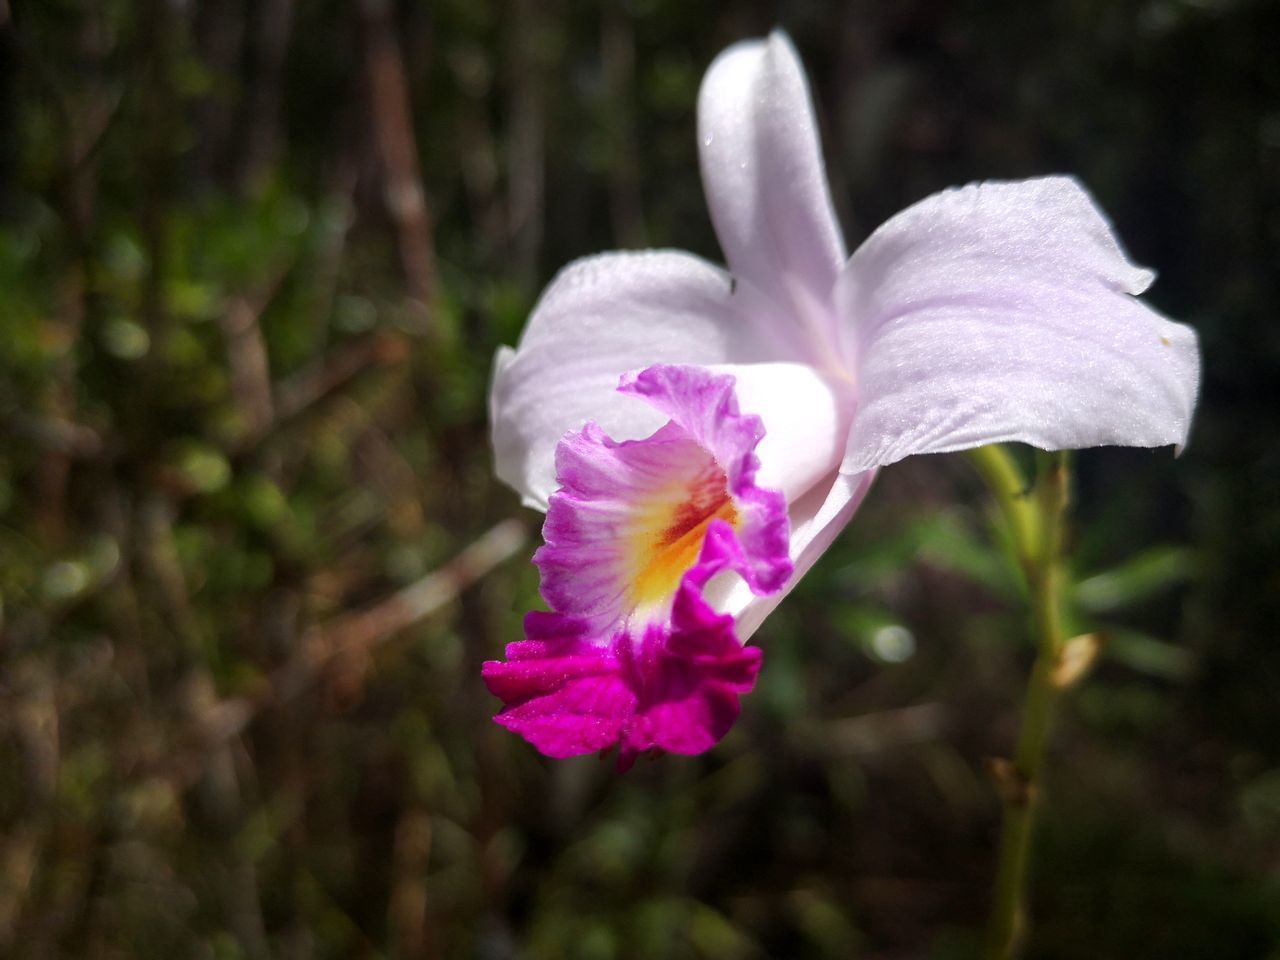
[492,251,777,509]
[839,177,1200,473]
[697,32,849,367]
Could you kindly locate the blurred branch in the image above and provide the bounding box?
[277,517,528,701]
[138,0,180,366]
[32,277,90,544]
[138,496,203,651]
[389,808,434,960]
[0,821,39,952]
[8,10,122,196]
[271,331,410,427]
[192,0,244,184]
[13,7,120,544]
[359,0,438,319]
[221,281,283,448]
[239,0,293,190]
[8,661,113,950]
[601,7,646,246]
[506,0,546,285]
[341,397,428,536]
[183,676,271,960]
[158,517,528,785]
[453,52,504,262]
[1,410,102,458]
[0,659,58,951]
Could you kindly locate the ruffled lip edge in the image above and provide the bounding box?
[483,522,764,770]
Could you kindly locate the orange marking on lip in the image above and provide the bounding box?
[658,464,732,546]
[627,461,738,609]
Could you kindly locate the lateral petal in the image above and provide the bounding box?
[840,177,1200,472]
[491,251,774,509]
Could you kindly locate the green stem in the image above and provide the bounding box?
[966,444,1040,574]
[968,447,1070,960]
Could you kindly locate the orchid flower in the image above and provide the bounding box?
[482,32,1199,768]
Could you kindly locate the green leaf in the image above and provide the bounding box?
[1074,545,1198,613]
[1104,628,1193,681]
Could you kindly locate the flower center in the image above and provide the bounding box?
[626,458,738,611]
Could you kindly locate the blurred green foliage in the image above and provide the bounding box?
[1,1,1277,958]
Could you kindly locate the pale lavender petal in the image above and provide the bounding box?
[712,362,853,503]
[713,469,877,641]
[697,32,850,367]
[491,251,778,510]
[840,177,1200,472]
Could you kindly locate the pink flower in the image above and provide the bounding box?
[483,33,1199,767]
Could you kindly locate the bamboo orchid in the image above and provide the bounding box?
[482,33,1199,767]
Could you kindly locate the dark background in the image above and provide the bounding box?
[1,1,1277,957]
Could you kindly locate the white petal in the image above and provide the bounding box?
[713,362,852,503]
[491,250,776,509]
[840,177,1201,473]
[716,470,877,640]
[697,32,849,366]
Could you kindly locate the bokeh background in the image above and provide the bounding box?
[1,1,1278,957]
